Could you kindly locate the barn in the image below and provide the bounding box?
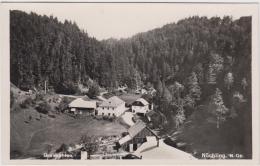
[117,121,159,152]
[68,97,97,115]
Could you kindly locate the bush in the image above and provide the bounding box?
[87,83,100,98]
[48,114,56,118]
[20,97,34,108]
[36,102,51,114]
[54,81,78,95]
[56,143,69,153]
[35,93,44,101]
[11,104,21,112]
[108,116,115,122]
[10,91,15,108]
[102,115,109,120]
[57,97,70,112]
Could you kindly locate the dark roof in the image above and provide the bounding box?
[132,101,145,106]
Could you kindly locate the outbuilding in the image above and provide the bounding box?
[68,97,97,115]
[117,121,160,152]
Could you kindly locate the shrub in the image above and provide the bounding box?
[54,81,78,95]
[35,93,44,101]
[57,97,70,112]
[87,83,100,98]
[36,102,51,114]
[103,115,109,120]
[48,114,56,118]
[108,116,115,122]
[56,143,69,153]
[10,91,15,108]
[20,97,34,108]
[11,104,21,112]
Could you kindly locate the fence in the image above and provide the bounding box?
[89,153,126,160]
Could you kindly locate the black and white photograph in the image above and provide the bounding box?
[0,2,260,164]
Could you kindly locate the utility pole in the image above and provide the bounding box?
[45,80,47,94]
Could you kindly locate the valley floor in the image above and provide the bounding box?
[10,108,127,159]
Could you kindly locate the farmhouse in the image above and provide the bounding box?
[96,96,126,117]
[131,98,152,116]
[117,121,159,152]
[68,97,97,115]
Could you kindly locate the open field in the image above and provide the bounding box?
[10,108,127,158]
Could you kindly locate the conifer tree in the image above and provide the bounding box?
[169,81,184,100]
[174,98,186,128]
[212,88,229,128]
[241,77,248,90]
[187,72,201,101]
[207,53,224,84]
[175,111,186,129]
[224,72,234,90]
[156,80,163,97]
[184,94,195,108]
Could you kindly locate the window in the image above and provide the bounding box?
[112,108,114,110]
[102,113,104,116]
[108,113,111,116]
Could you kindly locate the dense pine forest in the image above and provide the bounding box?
[10,10,252,158]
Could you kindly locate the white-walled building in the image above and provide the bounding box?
[131,98,151,115]
[96,96,126,117]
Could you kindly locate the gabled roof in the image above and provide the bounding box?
[69,98,96,109]
[118,135,132,145]
[99,96,125,108]
[128,121,147,138]
[132,98,149,106]
[118,121,160,145]
[137,140,196,160]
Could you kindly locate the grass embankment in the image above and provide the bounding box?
[10,85,127,159]
[168,102,252,159]
[11,109,127,158]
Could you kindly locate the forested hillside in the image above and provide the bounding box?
[10,10,252,158]
[11,10,251,94]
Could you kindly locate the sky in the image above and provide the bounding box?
[5,3,256,40]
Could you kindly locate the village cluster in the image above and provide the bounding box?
[41,85,196,160]
[67,85,156,118]
[55,88,160,159]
